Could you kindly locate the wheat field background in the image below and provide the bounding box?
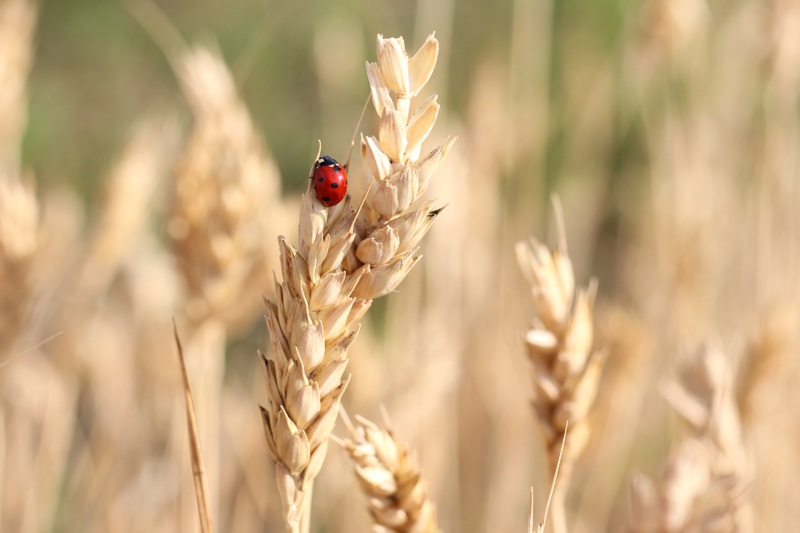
[1,0,799,532]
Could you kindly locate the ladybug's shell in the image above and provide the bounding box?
[314,162,348,207]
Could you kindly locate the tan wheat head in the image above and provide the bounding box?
[260,33,454,533]
[170,42,285,333]
[515,201,606,533]
[630,345,751,533]
[336,409,440,533]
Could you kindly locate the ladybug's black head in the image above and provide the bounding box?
[317,155,339,168]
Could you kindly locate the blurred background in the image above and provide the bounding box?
[1,0,799,531]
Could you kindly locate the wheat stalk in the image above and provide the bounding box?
[260,33,454,533]
[527,422,568,533]
[335,408,440,533]
[515,199,606,533]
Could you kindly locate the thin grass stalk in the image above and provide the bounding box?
[525,422,568,533]
[260,33,454,533]
[174,323,215,533]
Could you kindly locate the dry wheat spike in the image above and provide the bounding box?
[628,438,743,533]
[336,409,440,533]
[515,201,606,533]
[0,0,39,352]
[260,33,455,533]
[630,345,751,533]
[170,42,284,333]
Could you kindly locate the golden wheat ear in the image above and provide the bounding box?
[337,409,442,533]
[173,321,215,533]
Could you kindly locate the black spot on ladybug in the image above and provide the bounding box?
[333,164,341,171]
[331,183,338,188]
[322,197,330,202]
[318,177,323,182]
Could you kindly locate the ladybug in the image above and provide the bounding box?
[312,154,348,207]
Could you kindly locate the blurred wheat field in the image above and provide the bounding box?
[1,0,799,532]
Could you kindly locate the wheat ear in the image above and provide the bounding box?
[334,407,440,533]
[260,33,454,533]
[169,42,285,332]
[629,345,751,533]
[515,199,606,533]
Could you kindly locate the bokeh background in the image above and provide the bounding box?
[2,0,799,531]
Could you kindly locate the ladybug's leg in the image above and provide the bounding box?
[344,93,372,172]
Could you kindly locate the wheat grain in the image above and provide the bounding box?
[260,32,453,533]
[516,200,606,533]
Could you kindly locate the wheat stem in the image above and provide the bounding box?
[173,322,215,533]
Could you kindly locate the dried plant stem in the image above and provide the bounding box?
[173,322,215,533]
[516,200,606,533]
[260,33,453,533]
[528,422,568,533]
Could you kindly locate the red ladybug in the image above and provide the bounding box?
[312,155,348,207]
